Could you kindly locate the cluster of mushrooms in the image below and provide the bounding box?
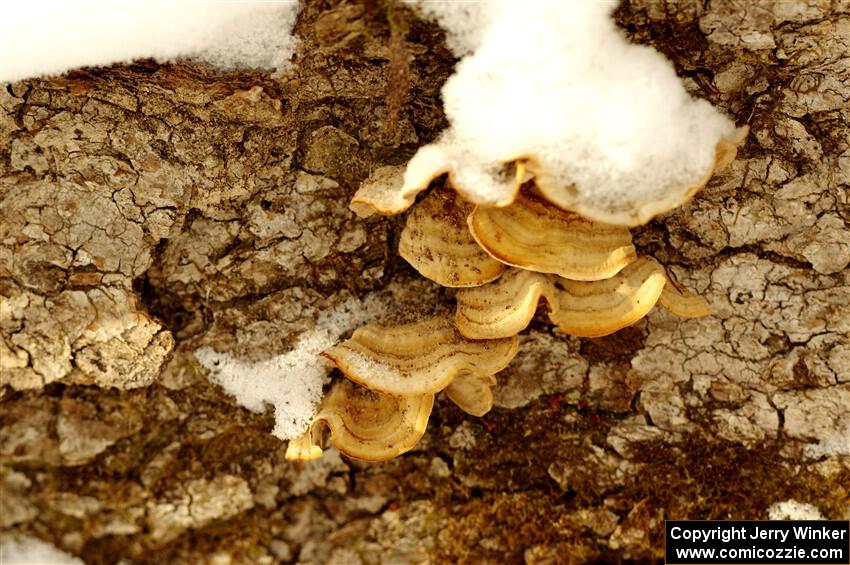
[286,130,747,463]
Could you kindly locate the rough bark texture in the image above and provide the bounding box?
[1,1,849,563]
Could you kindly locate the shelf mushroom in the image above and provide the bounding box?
[285,379,434,462]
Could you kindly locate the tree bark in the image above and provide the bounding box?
[1,1,848,563]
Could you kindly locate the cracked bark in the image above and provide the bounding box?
[1,1,849,563]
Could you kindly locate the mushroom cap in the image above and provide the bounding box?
[550,257,667,337]
[455,258,700,339]
[531,126,749,226]
[467,187,637,281]
[455,269,553,340]
[399,187,506,287]
[285,380,434,462]
[321,380,434,461]
[444,371,496,417]
[322,317,518,396]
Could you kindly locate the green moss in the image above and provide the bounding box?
[428,398,850,563]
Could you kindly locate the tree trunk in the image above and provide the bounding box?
[1,1,848,563]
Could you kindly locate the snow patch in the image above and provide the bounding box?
[0,535,83,565]
[413,2,494,56]
[1,1,301,83]
[409,1,737,225]
[196,294,387,440]
[767,500,825,521]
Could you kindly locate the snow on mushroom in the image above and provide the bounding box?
[351,2,747,226]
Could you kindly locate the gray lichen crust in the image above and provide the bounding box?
[0,1,848,563]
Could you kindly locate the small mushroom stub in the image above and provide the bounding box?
[321,317,518,396]
[658,278,711,317]
[285,380,434,462]
[399,187,506,287]
[349,165,410,218]
[467,186,637,281]
[349,147,454,218]
[444,371,496,417]
[285,426,324,461]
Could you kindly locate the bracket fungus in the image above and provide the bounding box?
[547,258,668,338]
[454,268,553,340]
[289,2,747,463]
[304,169,721,462]
[399,186,505,287]
[286,318,516,462]
[297,164,721,462]
[292,190,718,463]
[320,318,518,397]
[455,258,707,340]
[467,186,637,280]
[349,165,410,218]
[285,379,434,462]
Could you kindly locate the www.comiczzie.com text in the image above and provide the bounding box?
[665,520,850,565]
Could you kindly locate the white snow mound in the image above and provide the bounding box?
[196,295,387,440]
[0,535,84,565]
[0,0,301,83]
[409,1,739,226]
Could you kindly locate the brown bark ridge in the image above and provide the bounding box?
[1,1,848,563]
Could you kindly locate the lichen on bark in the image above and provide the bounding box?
[1,1,848,563]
